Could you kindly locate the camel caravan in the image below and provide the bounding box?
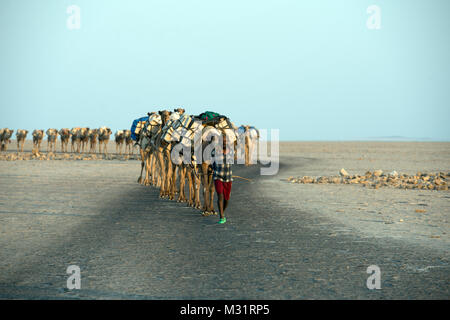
[0,127,135,156]
[131,109,259,215]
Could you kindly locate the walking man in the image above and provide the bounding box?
[212,137,233,224]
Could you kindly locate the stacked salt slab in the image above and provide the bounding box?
[287,169,449,191]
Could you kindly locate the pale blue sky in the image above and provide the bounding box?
[1,0,449,140]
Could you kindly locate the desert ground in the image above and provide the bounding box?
[0,140,448,299]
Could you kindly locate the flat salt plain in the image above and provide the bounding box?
[0,141,448,299]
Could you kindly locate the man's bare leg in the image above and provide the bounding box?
[217,194,229,220]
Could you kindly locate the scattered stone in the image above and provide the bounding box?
[317,176,328,184]
[302,176,313,184]
[331,177,341,184]
[388,170,398,178]
[415,209,427,213]
[373,169,383,177]
[285,169,450,191]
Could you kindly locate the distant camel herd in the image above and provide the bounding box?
[0,127,135,155]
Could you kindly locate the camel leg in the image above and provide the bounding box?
[150,153,157,186]
[170,164,177,200]
[194,169,202,209]
[144,152,151,186]
[201,163,211,214]
[157,152,164,188]
[156,155,162,187]
[157,152,166,197]
[138,148,145,184]
[170,165,178,200]
[174,166,180,194]
[186,167,193,206]
[165,154,173,199]
[177,165,186,202]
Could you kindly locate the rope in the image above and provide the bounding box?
[232,175,252,182]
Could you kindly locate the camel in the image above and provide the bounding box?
[70,127,81,153]
[158,110,207,205]
[167,113,203,207]
[0,128,14,152]
[88,129,99,153]
[98,127,112,155]
[194,116,238,214]
[163,109,190,200]
[153,110,176,198]
[237,125,260,166]
[79,127,90,153]
[59,128,71,153]
[164,112,236,214]
[136,112,163,186]
[123,130,133,155]
[114,130,125,155]
[155,108,191,199]
[16,129,28,153]
[32,130,45,154]
[186,158,202,209]
[46,128,59,153]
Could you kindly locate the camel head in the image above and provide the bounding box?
[16,130,28,138]
[173,107,185,115]
[33,130,44,138]
[115,130,124,138]
[158,110,172,125]
[99,127,112,137]
[1,129,13,139]
[46,129,58,136]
